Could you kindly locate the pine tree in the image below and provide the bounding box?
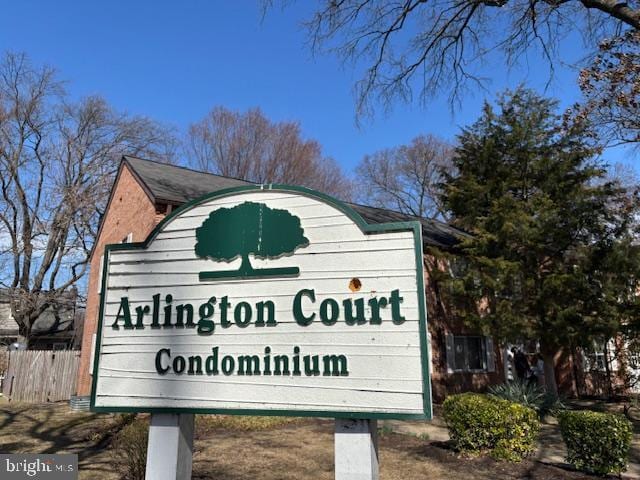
[442,87,640,397]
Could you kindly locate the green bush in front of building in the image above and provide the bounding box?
[558,410,632,476]
[442,393,539,461]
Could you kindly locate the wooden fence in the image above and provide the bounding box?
[1,350,80,403]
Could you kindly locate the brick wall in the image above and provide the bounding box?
[75,165,164,395]
[424,256,505,403]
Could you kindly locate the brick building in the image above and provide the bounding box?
[75,156,610,402]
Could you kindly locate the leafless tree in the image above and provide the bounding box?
[606,162,639,191]
[186,106,352,199]
[0,52,176,346]
[271,0,640,117]
[356,134,454,219]
[571,30,640,148]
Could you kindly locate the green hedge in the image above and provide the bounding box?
[442,393,539,461]
[558,410,632,475]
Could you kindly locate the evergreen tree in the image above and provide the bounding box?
[442,87,640,396]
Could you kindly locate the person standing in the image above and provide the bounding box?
[532,353,545,387]
[513,348,530,381]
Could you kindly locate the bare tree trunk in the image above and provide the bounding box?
[17,324,31,349]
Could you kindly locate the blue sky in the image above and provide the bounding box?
[0,1,635,173]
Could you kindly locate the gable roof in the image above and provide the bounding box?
[123,155,465,250]
[125,156,250,205]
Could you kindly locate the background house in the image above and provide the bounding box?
[0,289,83,351]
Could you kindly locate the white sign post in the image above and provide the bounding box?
[335,419,379,480]
[90,185,431,479]
[145,413,194,480]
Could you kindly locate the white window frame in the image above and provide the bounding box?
[588,351,607,371]
[583,338,618,372]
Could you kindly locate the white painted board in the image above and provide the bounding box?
[91,186,431,419]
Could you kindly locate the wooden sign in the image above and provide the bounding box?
[90,185,432,419]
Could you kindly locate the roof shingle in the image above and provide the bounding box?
[123,156,465,250]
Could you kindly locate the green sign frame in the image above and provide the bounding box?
[90,184,432,420]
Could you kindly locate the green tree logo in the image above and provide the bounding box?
[195,201,309,280]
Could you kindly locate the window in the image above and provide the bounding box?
[583,339,610,372]
[628,341,640,370]
[446,334,495,373]
[453,336,466,370]
[591,351,607,371]
[467,336,485,370]
[448,257,469,278]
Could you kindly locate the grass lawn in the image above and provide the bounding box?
[0,402,617,479]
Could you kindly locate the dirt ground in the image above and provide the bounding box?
[191,421,596,480]
[0,401,620,480]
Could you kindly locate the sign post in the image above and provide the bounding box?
[90,185,432,478]
[335,419,379,480]
[145,413,194,480]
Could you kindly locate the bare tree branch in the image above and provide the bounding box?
[569,29,640,147]
[0,52,177,345]
[581,0,640,29]
[271,0,640,117]
[355,134,454,219]
[186,106,353,199]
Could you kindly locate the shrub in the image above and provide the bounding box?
[558,410,632,475]
[489,381,565,417]
[377,424,394,437]
[111,416,148,480]
[443,393,539,461]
